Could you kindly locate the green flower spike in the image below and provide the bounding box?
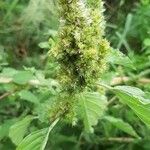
[51,0,110,93]
[50,0,110,121]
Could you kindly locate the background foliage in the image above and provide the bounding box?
[0,0,150,150]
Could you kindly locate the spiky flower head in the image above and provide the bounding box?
[51,0,110,93]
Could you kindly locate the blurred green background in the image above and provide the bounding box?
[0,0,150,150]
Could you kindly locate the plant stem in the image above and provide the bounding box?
[0,92,12,100]
[99,137,138,143]
[42,118,60,150]
[107,96,117,106]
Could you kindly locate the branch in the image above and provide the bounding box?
[0,89,17,101]
[107,96,117,106]
[0,77,41,86]
[79,137,138,147]
[0,91,12,100]
[111,76,150,85]
[99,137,137,143]
[1,76,150,87]
[42,118,60,150]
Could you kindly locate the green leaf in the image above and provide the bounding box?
[113,86,150,127]
[16,128,48,150]
[78,92,107,133]
[108,48,135,69]
[19,90,39,104]
[1,67,18,77]
[9,116,34,145]
[144,38,150,47]
[104,116,139,138]
[0,119,16,140]
[47,29,57,37]
[114,86,150,104]
[12,71,33,85]
[38,42,50,49]
[17,118,59,150]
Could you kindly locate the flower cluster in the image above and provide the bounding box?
[51,0,110,93]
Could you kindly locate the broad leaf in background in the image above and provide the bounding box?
[108,48,135,69]
[0,67,18,78]
[0,119,16,140]
[21,0,57,25]
[38,42,50,49]
[114,86,150,104]
[144,38,150,47]
[17,118,59,150]
[78,92,107,133]
[12,71,33,85]
[16,128,48,150]
[113,86,150,127]
[9,116,34,145]
[104,116,139,138]
[19,90,39,104]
